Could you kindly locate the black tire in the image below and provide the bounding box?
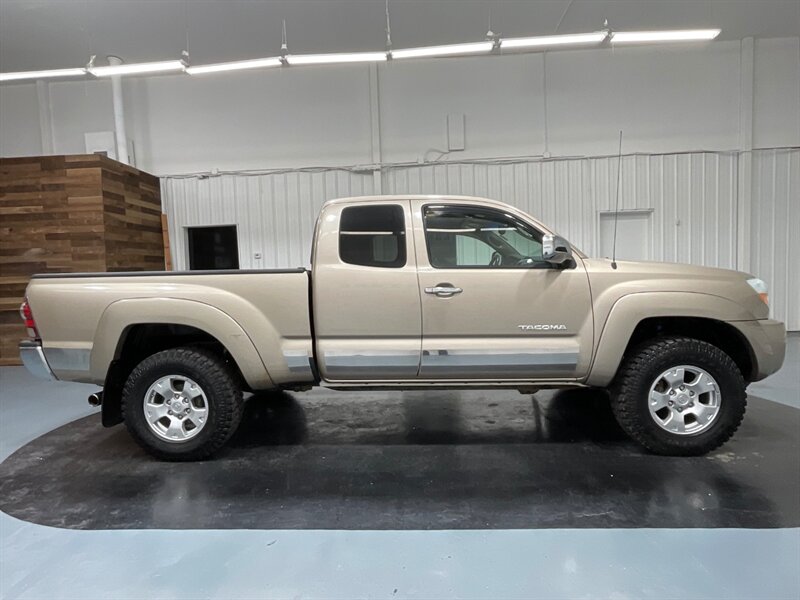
[121,347,243,461]
[609,336,747,456]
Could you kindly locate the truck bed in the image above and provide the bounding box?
[25,269,314,388]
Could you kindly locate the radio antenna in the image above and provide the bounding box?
[611,130,623,270]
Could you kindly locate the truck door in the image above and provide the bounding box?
[412,200,593,380]
[312,200,422,381]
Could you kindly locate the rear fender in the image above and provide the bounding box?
[92,298,274,390]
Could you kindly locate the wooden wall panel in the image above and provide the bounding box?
[0,154,164,365]
[101,160,165,272]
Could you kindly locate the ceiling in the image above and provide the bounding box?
[2,0,799,72]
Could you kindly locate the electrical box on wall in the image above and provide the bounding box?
[84,131,117,160]
[447,113,465,151]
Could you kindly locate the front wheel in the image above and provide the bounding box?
[121,347,243,461]
[609,336,747,456]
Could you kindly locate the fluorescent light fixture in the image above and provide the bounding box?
[501,31,607,49]
[186,56,282,75]
[611,29,721,44]
[287,52,387,66]
[391,41,494,60]
[0,68,86,82]
[89,60,185,77]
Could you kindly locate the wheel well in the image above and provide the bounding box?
[624,317,756,381]
[101,323,246,427]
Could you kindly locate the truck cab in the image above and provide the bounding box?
[312,196,592,384]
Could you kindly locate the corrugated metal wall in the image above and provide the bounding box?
[162,171,375,271]
[162,148,798,329]
[385,153,740,268]
[751,149,800,331]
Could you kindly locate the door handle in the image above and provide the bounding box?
[424,285,463,297]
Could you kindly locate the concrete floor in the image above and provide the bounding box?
[1,334,798,599]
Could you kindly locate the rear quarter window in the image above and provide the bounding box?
[339,204,406,268]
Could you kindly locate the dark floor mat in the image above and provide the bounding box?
[1,388,797,530]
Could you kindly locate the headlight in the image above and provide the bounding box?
[746,277,769,305]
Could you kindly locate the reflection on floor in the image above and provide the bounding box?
[1,333,798,599]
[2,388,798,530]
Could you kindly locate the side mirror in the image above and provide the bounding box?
[542,234,575,267]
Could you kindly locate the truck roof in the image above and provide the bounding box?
[322,195,560,242]
[323,194,511,208]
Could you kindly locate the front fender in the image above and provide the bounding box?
[91,297,274,389]
[585,291,754,387]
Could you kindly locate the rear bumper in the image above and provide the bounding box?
[19,340,56,381]
[729,319,787,381]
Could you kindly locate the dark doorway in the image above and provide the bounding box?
[187,225,239,270]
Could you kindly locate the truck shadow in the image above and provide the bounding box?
[230,391,309,447]
[0,388,797,529]
[229,388,629,448]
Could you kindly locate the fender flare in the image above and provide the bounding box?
[91,297,274,390]
[585,291,754,387]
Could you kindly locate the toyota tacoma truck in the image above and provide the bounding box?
[19,195,786,460]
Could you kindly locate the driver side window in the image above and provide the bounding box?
[423,205,545,269]
[454,234,495,266]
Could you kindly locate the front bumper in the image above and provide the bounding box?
[19,340,56,381]
[730,319,787,381]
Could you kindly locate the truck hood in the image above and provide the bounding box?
[586,258,751,280]
[581,258,768,320]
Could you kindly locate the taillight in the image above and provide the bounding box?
[20,300,39,339]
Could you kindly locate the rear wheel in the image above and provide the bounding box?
[610,336,747,456]
[122,347,243,461]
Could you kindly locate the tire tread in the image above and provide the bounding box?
[610,335,746,456]
[121,347,243,461]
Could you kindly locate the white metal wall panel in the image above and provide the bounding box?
[750,148,800,330]
[162,171,374,270]
[162,149,797,329]
[383,153,739,270]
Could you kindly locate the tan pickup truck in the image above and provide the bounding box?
[20,195,786,460]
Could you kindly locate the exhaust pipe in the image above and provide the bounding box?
[88,392,103,407]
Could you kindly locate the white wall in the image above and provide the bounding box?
[544,43,743,155]
[378,53,545,162]
[0,84,41,156]
[48,80,115,154]
[130,67,375,173]
[753,37,800,148]
[163,171,377,270]
[2,38,798,172]
[750,148,800,331]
